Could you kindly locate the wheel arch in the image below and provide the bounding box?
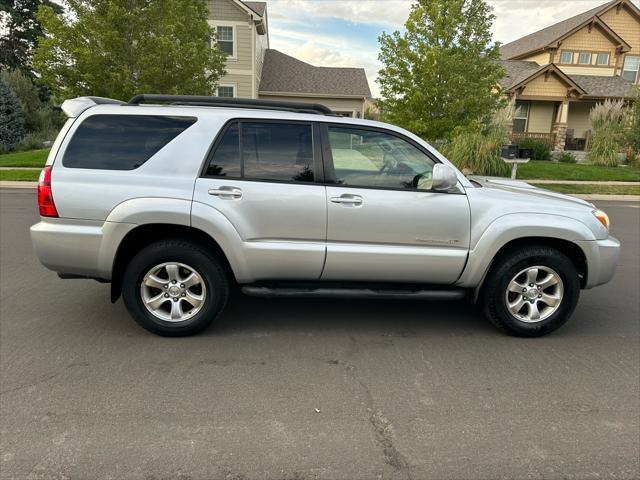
[110,224,236,303]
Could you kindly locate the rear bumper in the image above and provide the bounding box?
[576,236,621,289]
[30,218,135,280]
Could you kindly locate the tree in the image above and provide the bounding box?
[1,68,63,133]
[33,0,227,101]
[377,0,505,141]
[0,77,26,151]
[0,0,63,74]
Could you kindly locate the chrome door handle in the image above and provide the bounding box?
[208,187,242,199]
[330,194,363,206]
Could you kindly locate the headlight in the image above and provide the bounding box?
[593,209,610,230]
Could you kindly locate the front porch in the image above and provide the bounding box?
[510,99,596,152]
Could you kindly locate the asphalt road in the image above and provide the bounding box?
[1,189,638,480]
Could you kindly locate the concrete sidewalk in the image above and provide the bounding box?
[527,179,638,185]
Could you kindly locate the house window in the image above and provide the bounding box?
[334,111,354,118]
[217,85,235,98]
[216,26,234,57]
[560,51,573,64]
[513,101,529,133]
[578,52,592,65]
[596,53,610,66]
[622,56,639,83]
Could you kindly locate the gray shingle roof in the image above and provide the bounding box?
[242,1,265,16]
[259,49,371,97]
[499,60,544,89]
[500,0,618,59]
[568,74,637,98]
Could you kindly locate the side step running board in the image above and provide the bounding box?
[241,286,466,300]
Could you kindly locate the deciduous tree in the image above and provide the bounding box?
[33,0,227,101]
[377,0,505,141]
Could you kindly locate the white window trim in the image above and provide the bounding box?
[560,51,573,64]
[513,101,530,133]
[217,83,236,98]
[211,22,237,61]
[596,53,610,66]
[578,52,592,65]
[622,55,640,83]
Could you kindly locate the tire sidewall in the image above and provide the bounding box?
[122,242,228,336]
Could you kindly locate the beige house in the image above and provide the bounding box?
[206,0,371,117]
[500,0,639,151]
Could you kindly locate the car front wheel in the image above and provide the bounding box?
[482,246,580,337]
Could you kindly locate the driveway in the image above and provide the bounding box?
[1,189,638,480]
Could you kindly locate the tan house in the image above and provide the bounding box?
[500,0,639,151]
[206,0,371,117]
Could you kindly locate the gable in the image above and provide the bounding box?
[520,73,571,97]
[552,23,620,63]
[599,3,640,52]
[208,0,250,22]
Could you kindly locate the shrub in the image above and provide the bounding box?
[557,151,577,164]
[588,99,626,167]
[0,78,26,152]
[517,138,551,160]
[443,109,511,177]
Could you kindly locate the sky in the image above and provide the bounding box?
[265,0,640,97]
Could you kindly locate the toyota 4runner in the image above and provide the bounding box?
[30,94,621,337]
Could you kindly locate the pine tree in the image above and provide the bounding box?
[0,77,26,151]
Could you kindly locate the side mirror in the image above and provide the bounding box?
[431,164,458,191]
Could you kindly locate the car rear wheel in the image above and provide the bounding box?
[122,240,229,336]
[481,246,580,337]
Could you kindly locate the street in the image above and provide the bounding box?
[1,189,638,480]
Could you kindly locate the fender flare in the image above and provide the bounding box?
[457,213,596,288]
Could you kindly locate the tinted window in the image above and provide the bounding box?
[206,122,240,177]
[206,121,314,183]
[328,126,434,190]
[243,122,314,182]
[63,115,196,170]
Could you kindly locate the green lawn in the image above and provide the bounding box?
[0,170,40,181]
[517,161,640,182]
[541,183,640,196]
[0,149,49,168]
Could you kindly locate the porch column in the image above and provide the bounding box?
[552,100,569,151]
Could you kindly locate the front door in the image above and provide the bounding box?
[193,120,327,281]
[320,124,471,284]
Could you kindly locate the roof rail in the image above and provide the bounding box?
[127,94,334,115]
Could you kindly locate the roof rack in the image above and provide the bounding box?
[128,94,334,115]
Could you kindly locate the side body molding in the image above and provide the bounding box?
[456,213,597,288]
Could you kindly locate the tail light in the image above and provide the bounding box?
[38,166,58,217]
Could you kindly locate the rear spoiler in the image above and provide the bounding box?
[59,96,125,117]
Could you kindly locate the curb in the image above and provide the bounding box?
[0,181,38,189]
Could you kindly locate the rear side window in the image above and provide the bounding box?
[63,115,197,170]
[205,121,314,182]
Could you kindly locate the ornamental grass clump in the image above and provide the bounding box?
[588,100,626,167]
[443,107,511,177]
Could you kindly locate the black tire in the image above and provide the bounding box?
[481,246,580,337]
[122,239,229,337]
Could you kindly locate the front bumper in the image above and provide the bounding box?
[575,235,621,289]
[30,218,135,280]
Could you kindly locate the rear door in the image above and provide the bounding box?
[320,124,471,284]
[193,120,327,281]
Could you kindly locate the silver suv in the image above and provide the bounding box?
[31,95,620,337]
